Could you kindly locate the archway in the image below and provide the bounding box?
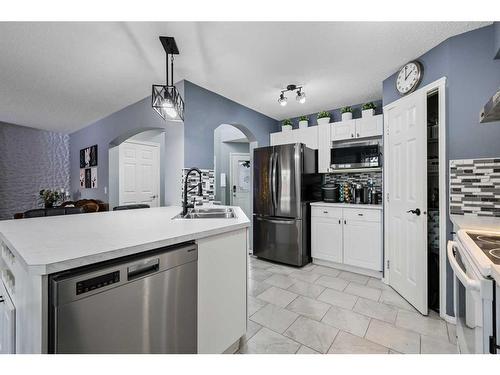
[108,128,166,209]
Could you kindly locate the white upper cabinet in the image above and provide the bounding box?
[318,122,332,173]
[270,127,318,149]
[356,115,383,138]
[331,119,356,141]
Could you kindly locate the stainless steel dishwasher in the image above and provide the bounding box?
[48,242,197,354]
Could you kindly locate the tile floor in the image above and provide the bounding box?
[240,256,458,354]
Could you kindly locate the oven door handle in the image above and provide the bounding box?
[447,241,480,291]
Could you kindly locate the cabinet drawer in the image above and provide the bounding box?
[343,208,381,223]
[311,206,342,219]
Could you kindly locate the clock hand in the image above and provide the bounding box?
[405,66,411,80]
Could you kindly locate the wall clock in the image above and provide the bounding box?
[396,60,423,96]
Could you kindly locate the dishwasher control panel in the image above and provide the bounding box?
[76,270,120,295]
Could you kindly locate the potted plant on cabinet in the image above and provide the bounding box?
[317,111,331,125]
[39,189,61,208]
[282,119,293,131]
[362,102,376,117]
[341,106,353,121]
[298,115,309,129]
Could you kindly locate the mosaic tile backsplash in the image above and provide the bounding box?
[324,171,382,191]
[181,168,215,205]
[450,158,500,217]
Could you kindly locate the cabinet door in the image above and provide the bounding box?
[331,120,356,141]
[318,123,331,173]
[0,281,15,354]
[270,131,295,146]
[311,216,343,263]
[355,115,383,138]
[343,219,382,271]
[294,127,318,149]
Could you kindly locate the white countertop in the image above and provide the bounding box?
[0,206,250,275]
[491,265,500,284]
[450,214,500,232]
[310,202,383,210]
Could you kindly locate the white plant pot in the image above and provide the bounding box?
[341,112,353,121]
[298,120,309,129]
[282,125,293,132]
[317,117,330,125]
[362,109,375,117]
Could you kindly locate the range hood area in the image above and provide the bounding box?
[480,88,500,123]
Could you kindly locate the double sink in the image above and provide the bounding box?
[174,207,237,219]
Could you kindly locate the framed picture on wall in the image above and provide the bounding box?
[79,169,85,188]
[84,168,92,188]
[80,144,98,168]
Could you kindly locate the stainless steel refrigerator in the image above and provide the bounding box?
[253,143,320,266]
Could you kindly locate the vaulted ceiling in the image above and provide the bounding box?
[0,21,490,133]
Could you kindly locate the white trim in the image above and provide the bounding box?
[313,258,383,279]
[123,139,160,148]
[383,77,448,318]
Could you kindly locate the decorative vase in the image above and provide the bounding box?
[362,109,374,117]
[317,117,330,125]
[341,112,353,121]
[298,120,308,129]
[282,125,293,132]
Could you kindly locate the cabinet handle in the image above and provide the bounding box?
[323,211,328,214]
[358,213,363,216]
[357,133,360,137]
[351,134,354,138]
[344,220,347,225]
[338,219,341,224]
[0,295,4,303]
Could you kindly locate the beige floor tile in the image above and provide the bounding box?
[328,331,389,354]
[344,282,382,301]
[379,289,417,312]
[250,303,299,333]
[311,265,341,278]
[290,270,321,284]
[366,278,392,290]
[421,334,458,354]
[248,279,272,297]
[365,319,420,354]
[249,268,274,282]
[257,286,298,308]
[447,323,457,344]
[322,305,371,337]
[353,298,398,324]
[338,271,370,285]
[248,296,267,316]
[285,316,339,353]
[267,265,296,275]
[296,345,320,354]
[286,296,331,321]
[315,275,349,291]
[299,263,317,272]
[241,327,300,354]
[317,288,358,310]
[264,274,295,289]
[288,280,325,299]
[395,309,448,338]
[242,320,262,342]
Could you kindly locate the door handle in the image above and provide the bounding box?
[406,208,421,216]
[150,195,157,199]
[127,258,160,281]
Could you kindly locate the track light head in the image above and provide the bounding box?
[296,90,306,104]
[278,93,288,106]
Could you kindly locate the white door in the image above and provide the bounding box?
[385,90,428,314]
[356,115,383,138]
[331,119,356,141]
[311,217,343,263]
[119,140,160,207]
[0,281,15,354]
[230,153,251,219]
[343,219,382,271]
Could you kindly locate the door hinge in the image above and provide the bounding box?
[386,260,390,270]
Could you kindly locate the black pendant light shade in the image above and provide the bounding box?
[151,36,185,122]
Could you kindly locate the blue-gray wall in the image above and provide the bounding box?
[494,21,500,59]
[183,81,279,169]
[382,24,500,316]
[286,100,383,128]
[0,122,70,219]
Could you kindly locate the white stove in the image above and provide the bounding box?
[458,230,500,277]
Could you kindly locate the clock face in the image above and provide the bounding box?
[396,61,423,95]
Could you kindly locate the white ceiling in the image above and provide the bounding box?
[0,21,490,133]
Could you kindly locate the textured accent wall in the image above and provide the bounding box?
[0,122,70,220]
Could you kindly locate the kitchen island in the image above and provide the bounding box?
[0,206,250,354]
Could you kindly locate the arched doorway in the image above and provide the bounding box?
[108,128,166,209]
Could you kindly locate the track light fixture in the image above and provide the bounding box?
[278,84,306,106]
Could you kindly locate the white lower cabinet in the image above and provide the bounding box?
[311,206,382,273]
[0,280,15,354]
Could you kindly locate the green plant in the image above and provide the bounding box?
[362,102,376,110]
[317,111,331,120]
[299,115,309,122]
[340,106,352,114]
[39,189,61,208]
[282,119,293,126]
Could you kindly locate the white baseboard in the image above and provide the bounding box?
[313,258,383,279]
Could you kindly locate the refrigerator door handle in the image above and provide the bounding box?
[271,151,278,211]
[254,216,296,225]
[269,152,275,211]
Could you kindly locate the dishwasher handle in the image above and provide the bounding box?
[127,258,160,281]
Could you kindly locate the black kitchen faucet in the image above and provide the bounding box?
[183,168,203,215]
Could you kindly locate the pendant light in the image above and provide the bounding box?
[152,36,185,122]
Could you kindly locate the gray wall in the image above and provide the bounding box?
[286,100,383,128]
[494,21,500,59]
[0,122,70,219]
[382,24,500,316]
[183,80,279,169]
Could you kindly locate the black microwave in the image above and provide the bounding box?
[330,141,381,170]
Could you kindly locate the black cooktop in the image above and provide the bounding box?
[468,233,500,265]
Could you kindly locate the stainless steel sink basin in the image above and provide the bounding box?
[173,207,237,219]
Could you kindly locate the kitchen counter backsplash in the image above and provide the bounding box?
[181,168,215,205]
[323,171,382,191]
[450,158,500,217]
